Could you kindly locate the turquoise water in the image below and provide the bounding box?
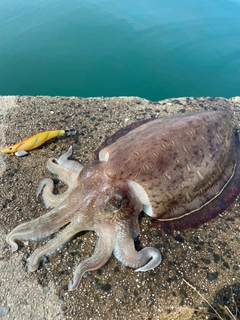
[0,0,240,101]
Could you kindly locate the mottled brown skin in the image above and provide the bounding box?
[6,111,240,290]
[101,111,239,223]
[152,133,240,230]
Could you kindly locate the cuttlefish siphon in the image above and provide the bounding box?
[6,111,240,290]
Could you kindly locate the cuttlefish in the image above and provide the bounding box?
[6,111,240,290]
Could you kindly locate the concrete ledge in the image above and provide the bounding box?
[0,96,239,320]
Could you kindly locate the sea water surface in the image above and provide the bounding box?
[0,0,240,101]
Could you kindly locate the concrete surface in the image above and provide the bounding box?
[0,95,239,320]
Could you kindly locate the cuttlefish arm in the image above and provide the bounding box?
[6,204,72,252]
[37,146,83,208]
[7,183,87,252]
[114,236,162,271]
[113,221,162,271]
[68,219,161,290]
[68,227,116,290]
[27,219,86,272]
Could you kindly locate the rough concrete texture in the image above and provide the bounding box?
[0,95,239,320]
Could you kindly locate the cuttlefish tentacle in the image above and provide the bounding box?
[6,204,75,252]
[28,220,86,272]
[37,146,83,208]
[68,228,116,291]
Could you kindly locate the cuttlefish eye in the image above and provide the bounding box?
[106,194,127,211]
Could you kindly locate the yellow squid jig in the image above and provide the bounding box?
[1,128,76,157]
